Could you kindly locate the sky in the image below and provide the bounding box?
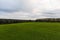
[0,0,60,20]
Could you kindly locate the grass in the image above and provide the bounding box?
[0,22,60,40]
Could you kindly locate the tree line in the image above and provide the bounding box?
[0,19,34,24]
[36,18,60,22]
[0,18,60,24]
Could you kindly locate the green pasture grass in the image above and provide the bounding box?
[0,22,60,40]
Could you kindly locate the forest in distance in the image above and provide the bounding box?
[0,18,60,24]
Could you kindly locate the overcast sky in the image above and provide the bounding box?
[0,0,60,19]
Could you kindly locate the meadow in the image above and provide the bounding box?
[0,22,60,40]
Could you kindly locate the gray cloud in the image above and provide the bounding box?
[42,9,60,18]
[0,0,33,12]
[0,0,60,19]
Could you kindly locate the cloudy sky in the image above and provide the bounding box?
[0,0,60,19]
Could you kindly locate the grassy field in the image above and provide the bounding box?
[0,22,60,40]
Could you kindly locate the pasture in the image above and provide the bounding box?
[0,22,60,40]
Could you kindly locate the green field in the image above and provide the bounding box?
[0,22,60,40]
